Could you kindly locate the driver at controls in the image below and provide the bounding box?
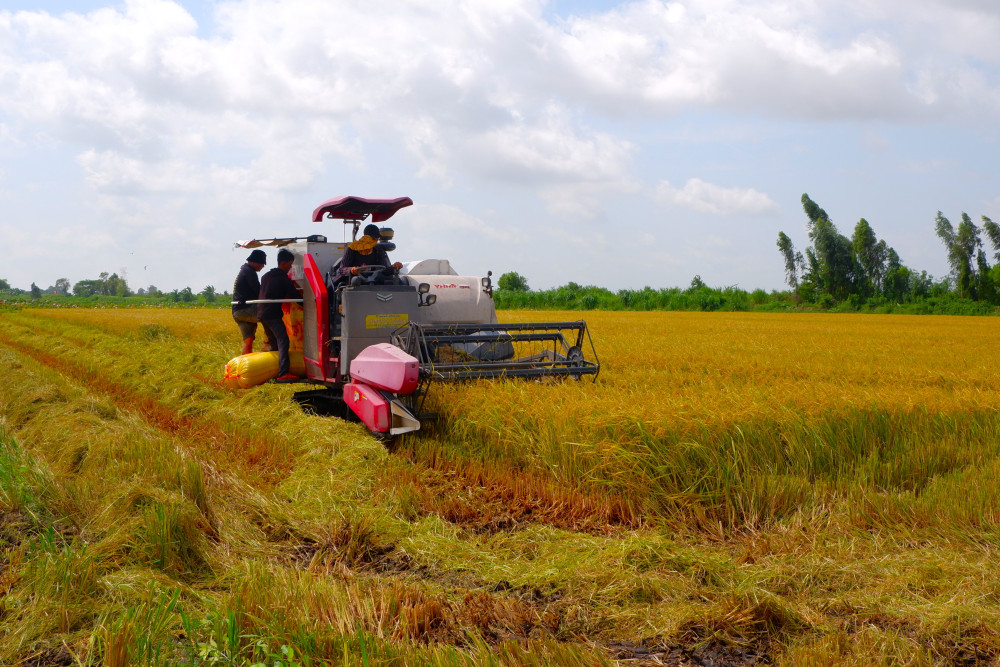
[335,223,403,283]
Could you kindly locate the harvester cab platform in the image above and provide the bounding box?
[226,195,599,439]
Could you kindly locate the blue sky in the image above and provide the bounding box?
[2,0,999,293]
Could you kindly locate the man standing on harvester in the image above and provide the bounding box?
[258,248,301,382]
[232,248,266,355]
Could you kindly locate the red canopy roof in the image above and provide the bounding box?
[311,196,413,223]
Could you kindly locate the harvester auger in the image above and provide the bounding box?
[226,195,599,439]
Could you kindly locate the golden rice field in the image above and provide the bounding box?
[2,306,1000,665]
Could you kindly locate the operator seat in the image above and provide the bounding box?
[350,268,404,287]
[329,257,346,288]
[328,255,397,287]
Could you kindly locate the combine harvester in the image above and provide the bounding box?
[225,196,599,438]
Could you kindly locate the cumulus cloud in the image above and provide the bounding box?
[656,178,779,215]
[1,0,998,205]
[401,203,528,275]
[472,104,632,182]
[0,0,636,205]
[408,204,521,243]
[546,0,1000,120]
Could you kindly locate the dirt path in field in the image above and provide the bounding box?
[385,450,643,535]
[277,529,774,666]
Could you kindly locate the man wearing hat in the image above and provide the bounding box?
[335,223,403,282]
[258,248,302,382]
[232,249,267,355]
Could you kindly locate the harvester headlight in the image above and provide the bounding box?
[418,283,430,294]
[425,294,437,306]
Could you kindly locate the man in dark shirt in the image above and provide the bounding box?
[335,223,402,283]
[232,249,266,354]
[258,248,301,381]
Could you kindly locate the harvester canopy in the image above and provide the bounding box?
[311,196,413,223]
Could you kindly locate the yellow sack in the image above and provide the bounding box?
[223,351,306,389]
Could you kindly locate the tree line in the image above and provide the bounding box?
[491,195,1000,315]
[775,193,1000,308]
[0,272,226,305]
[494,275,791,312]
[490,194,1000,316]
[6,196,1000,316]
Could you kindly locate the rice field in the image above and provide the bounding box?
[2,306,1000,665]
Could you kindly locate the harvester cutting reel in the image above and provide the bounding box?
[392,320,599,382]
[360,320,598,439]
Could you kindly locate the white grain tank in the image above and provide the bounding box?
[400,259,498,325]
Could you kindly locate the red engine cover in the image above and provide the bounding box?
[343,382,390,433]
[349,343,419,395]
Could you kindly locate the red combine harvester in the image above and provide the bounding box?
[229,196,599,438]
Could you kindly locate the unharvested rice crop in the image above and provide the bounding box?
[2,306,1000,666]
[422,311,1000,530]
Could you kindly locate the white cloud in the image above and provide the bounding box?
[407,204,522,244]
[396,116,454,186]
[2,0,998,204]
[548,0,919,119]
[542,0,1000,121]
[463,104,637,213]
[473,104,632,181]
[400,203,528,276]
[656,178,779,216]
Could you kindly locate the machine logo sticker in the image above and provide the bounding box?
[376,292,393,302]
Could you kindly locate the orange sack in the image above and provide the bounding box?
[283,303,305,352]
